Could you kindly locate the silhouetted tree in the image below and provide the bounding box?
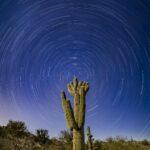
[35,129,49,144]
[6,120,27,137]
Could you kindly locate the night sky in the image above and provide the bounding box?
[0,0,150,140]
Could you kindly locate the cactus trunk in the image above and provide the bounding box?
[73,128,84,150]
[61,77,89,150]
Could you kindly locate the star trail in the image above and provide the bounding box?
[0,0,150,139]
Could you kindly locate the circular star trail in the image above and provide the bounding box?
[0,0,150,139]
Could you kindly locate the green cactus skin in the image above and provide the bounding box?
[61,77,89,150]
[87,126,94,150]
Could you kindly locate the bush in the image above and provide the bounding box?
[35,129,49,144]
[141,139,149,145]
[6,120,27,137]
[93,140,102,150]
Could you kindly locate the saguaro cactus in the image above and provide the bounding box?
[61,77,89,150]
[87,126,94,150]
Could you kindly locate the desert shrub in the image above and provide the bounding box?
[93,140,103,150]
[115,136,127,142]
[0,126,7,138]
[0,138,13,150]
[35,129,49,144]
[141,139,149,145]
[106,137,114,143]
[6,120,27,137]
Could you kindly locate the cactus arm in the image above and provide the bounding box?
[67,83,74,96]
[87,126,93,150]
[73,76,78,90]
[74,93,80,123]
[78,87,86,128]
[67,77,80,123]
[61,91,77,130]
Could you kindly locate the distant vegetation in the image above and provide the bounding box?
[0,120,149,150]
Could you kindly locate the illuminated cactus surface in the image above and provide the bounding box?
[61,77,89,150]
[87,126,94,150]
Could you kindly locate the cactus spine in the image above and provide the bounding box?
[87,126,94,150]
[61,77,89,150]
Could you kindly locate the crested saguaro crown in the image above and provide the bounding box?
[61,77,89,150]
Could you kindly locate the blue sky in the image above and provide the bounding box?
[0,0,150,140]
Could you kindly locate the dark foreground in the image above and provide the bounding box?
[0,120,149,150]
